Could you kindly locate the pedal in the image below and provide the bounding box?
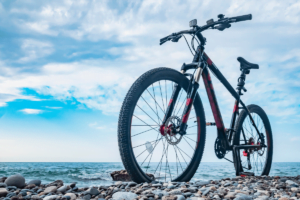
[240,172,254,177]
[206,122,216,126]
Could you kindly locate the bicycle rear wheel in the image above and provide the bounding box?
[118,67,206,183]
[233,104,273,176]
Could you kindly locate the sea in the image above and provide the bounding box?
[0,162,299,187]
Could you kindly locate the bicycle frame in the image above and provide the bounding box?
[161,42,263,152]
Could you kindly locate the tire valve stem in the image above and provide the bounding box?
[206,122,216,126]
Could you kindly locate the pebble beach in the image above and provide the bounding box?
[1,174,300,200]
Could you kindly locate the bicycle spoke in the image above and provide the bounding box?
[158,81,166,113]
[136,104,160,125]
[140,95,163,123]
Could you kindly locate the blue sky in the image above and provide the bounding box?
[0,0,299,162]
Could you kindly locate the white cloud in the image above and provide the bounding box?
[20,108,44,114]
[19,39,54,62]
[0,0,299,123]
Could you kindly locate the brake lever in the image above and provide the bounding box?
[171,35,182,42]
[214,23,231,31]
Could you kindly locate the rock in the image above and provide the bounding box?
[112,192,138,200]
[168,185,176,189]
[25,184,36,189]
[291,187,299,192]
[64,193,76,200]
[85,187,100,196]
[115,181,123,186]
[6,192,17,198]
[4,175,26,188]
[176,195,185,200]
[44,186,57,194]
[62,195,71,200]
[162,196,177,200]
[0,177,7,183]
[278,198,289,200]
[194,180,211,186]
[28,180,41,186]
[110,170,154,181]
[43,195,58,200]
[224,192,236,199]
[83,194,91,200]
[69,182,77,188]
[0,188,8,197]
[11,196,19,200]
[254,196,269,200]
[286,180,298,187]
[46,180,63,187]
[57,185,69,193]
[0,183,7,188]
[31,195,42,199]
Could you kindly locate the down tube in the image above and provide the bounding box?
[202,68,227,139]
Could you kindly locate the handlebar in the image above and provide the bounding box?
[160,14,252,45]
[229,14,252,22]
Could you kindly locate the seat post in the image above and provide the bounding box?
[236,70,248,96]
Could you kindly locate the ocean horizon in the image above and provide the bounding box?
[0,162,299,187]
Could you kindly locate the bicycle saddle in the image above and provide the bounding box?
[237,57,259,70]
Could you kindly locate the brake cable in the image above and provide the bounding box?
[182,34,194,56]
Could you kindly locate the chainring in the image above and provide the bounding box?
[214,137,226,159]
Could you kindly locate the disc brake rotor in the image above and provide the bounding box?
[164,116,182,145]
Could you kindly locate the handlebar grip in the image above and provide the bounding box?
[160,37,169,45]
[232,14,252,22]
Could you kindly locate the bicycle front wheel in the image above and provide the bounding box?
[118,67,206,183]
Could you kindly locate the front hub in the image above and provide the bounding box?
[160,116,182,145]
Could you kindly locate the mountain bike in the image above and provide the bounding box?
[118,14,273,183]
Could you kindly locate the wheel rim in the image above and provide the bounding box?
[130,79,200,182]
[239,112,268,175]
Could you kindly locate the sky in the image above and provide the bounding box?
[0,0,299,162]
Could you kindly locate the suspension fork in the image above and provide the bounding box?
[178,65,204,135]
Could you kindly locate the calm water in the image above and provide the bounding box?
[0,162,299,187]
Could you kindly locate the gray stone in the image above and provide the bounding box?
[28,180,42,186]
[0,183,7,188]
[46,180,63,187]
[69,182,77,188]
[0,188,8,197]
[286,180,298,187]
[115,181,123,186]
[176,195,186,200]
[4,174,25,188]
[152,183,162,187]
[57,185,69,193]
[64,193,76,200]
[44,186,57,194]
[86,187,99,196]
[194,180,210,186]
[31,195,42,200]
[127,182,137,187]
[112,192,138,200]
[168,185,176,189]
[234,194,252,200]
[254,195,269,200]
[43,195,58,200]
[6,192,16,198]
[83,194,91,200]
[62,195,71,200]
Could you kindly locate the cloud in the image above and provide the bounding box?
[20,108,44,114]
[18,39,54,63]
[0,0,299,123]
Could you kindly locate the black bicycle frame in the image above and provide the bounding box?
[162,39,262,151]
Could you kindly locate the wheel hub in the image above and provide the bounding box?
[160,116,182,145]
